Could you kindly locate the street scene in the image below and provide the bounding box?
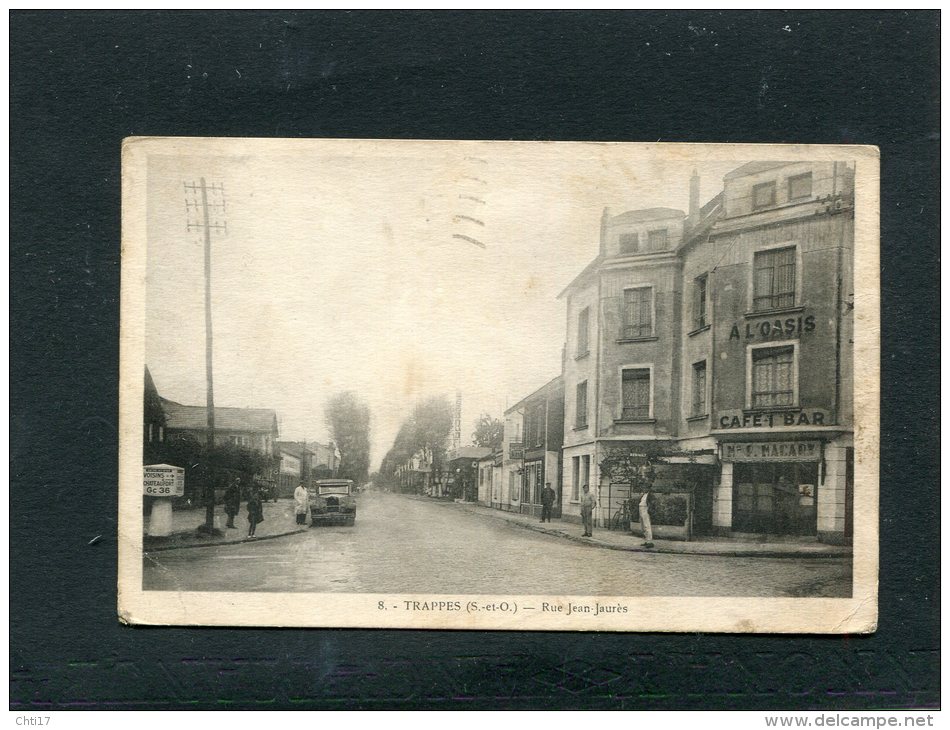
[136,141,859,606]
[143,491,850,597]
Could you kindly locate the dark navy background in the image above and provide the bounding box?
[10,10,939,709]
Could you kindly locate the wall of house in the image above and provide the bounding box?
[722,162,855,219]
[604,214,684,257]
[563,282,599,448]
[598,259,679,439]
[710,212,854,428]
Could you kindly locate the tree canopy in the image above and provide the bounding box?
[471,413,504,450]
[325,391,372,484]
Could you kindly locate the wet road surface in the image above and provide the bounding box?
[143,491,851,597]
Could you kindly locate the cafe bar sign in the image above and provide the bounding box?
[722,441,821,462]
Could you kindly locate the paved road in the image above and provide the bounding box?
[143,491,852,597]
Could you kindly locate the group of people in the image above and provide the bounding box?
[538,479,656,547]
[222,479,265,538]
[579,483,656,548]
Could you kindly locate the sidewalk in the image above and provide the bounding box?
[451,500,852,559]
[143,498,309,552]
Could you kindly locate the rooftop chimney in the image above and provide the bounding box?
[688,170,700,224]
[599,207,611,256]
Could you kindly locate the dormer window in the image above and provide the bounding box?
[619,232,640,254]
[752,181,776,210]
[646,229,668,251]
[788,172,813,201]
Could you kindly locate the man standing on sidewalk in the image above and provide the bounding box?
[294,482,309,525]
[580,484,595,537]
[540,482,556,523]
[639,486,656,548]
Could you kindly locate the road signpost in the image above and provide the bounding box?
[144,464,185,536]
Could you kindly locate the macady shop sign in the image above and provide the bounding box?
[722,441,821,462]
[143,464,185,497]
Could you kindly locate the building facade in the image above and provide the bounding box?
[502,376,564,518]
[277,441,315,497]
[557,162,854,544]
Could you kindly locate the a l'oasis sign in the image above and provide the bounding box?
[718,409,831,429]
[729,315,815,342]
[143,464,185,497]
[722,441,821,462]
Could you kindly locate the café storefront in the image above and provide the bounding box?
[721,440,820,536]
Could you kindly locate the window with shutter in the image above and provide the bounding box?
[694,274,708,329]
[621,368,651,420]
[692,361,707,416]
[646,229,668,251]
[751,346,795,408]
[752,181,776,209]
[576,307,589,355]
[618,232,639,254]
[622,287,653,339]
[753,246,796,311]
[575,381,588,428]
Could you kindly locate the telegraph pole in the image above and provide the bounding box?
[185,178,226,532]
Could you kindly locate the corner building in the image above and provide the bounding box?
[700,161,854,544]
[559,161,855,544]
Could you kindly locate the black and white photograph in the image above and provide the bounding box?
[119,138,879,631]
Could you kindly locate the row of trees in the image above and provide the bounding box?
[378,396,504,494]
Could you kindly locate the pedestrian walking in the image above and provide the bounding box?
[246,485,264,538]
[540,482,556,523]
[639,486,656,548]
[580,484,595,537]
[294,482,310,525]
[223,479,241,529]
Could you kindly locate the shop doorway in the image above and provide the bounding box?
[732,462,818,535]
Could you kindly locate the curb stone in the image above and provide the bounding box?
[143,526,310,553]
[458,503,851,560]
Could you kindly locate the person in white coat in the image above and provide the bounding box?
[294,483,309,525]
[639,486,656,548]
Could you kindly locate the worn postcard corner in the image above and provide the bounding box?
[118,139,879,633]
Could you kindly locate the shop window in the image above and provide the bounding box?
[692,361,707,416]
[733,462,818,535]
[509,471,518,502]
[694,274,708,329]
[751,345,796,409]
[576,307,589,356]
[622,286,653,339]
[571,456,580,501]
[787,172,813,200]
[752,181,776,210]
[753,246,797,311]
[575,381,588,429]
[646,228,668,251]
[619,232,639,254]
[621,367,651,420]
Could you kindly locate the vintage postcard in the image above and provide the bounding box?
[118,138,879,632]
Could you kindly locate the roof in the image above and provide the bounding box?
[609,207,685,224]
[557,254,603,299]
[724,161,797,180]
[277,441,315,457]
[505,374,564,415]
[447,446,492,462]
[160,397,277,433]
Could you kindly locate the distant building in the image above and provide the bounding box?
[502,376,564,518]
[306,441,339,478]
[446,446,492,502]
[277,441,314,497]
[159,397,279,455]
